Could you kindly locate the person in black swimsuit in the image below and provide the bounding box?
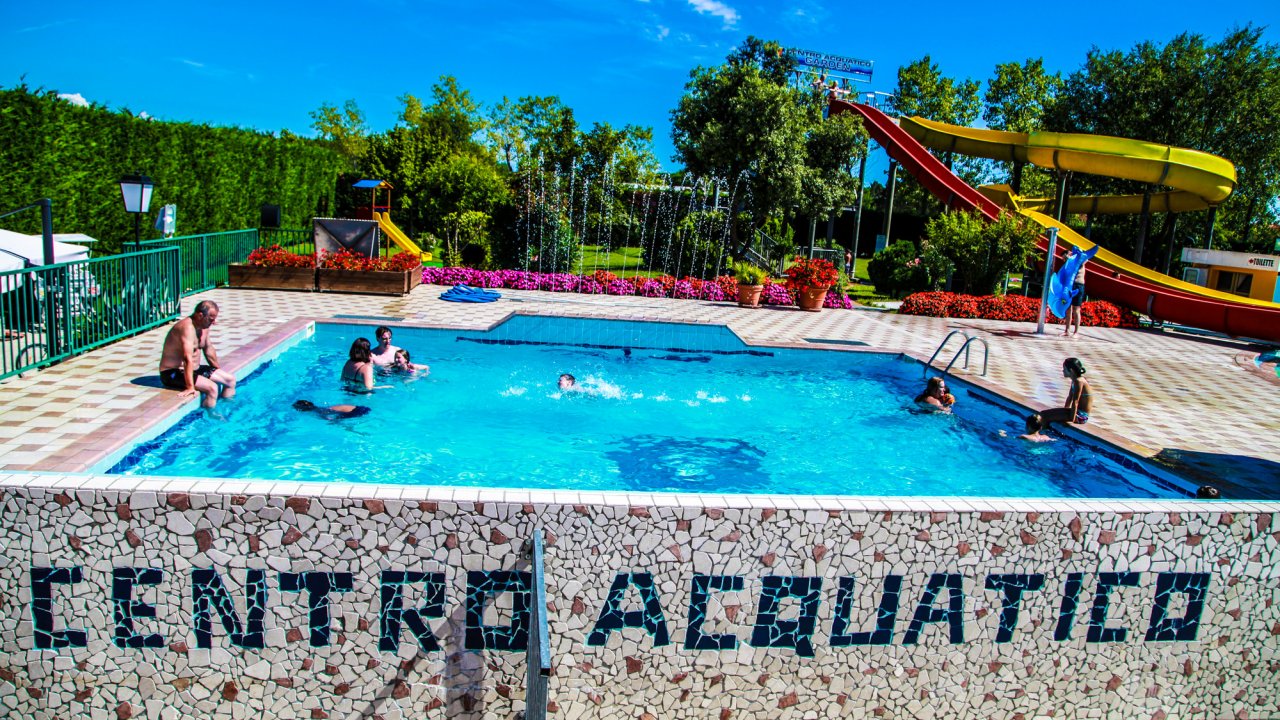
[293,400,370,420]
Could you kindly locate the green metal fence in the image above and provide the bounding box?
[140,227,313,295]
[140,229,259,295]
[1,247,182,381]
[260,227,313,256]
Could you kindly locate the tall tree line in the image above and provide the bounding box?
[0,85,346,254]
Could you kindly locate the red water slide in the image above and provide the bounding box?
[830,99,1280,343]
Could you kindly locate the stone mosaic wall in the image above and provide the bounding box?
[2,479,1278,719]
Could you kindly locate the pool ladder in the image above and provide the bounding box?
[924,330,989,379]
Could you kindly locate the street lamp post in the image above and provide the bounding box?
[118,174,154,253]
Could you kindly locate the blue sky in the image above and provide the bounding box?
[3,0,1278,174]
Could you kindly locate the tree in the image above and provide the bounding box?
[984,59,1063,133]
[894,55,981,126]
[485,95,579,174]
[892,56,985,211]
[983,58,1063,198]
[362,78,507,241]
[1046,27,1280,255]
[671,36,866,233]
[309,99,368,168]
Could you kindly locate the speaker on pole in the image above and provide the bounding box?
[260,204,282,228]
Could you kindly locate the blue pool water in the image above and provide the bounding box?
[109,319,1184,499]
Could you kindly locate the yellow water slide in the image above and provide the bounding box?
[897,116,1280,312]
[374,212,432,261]
[899,116,1237,213]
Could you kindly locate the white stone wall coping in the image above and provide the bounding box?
[4,471,1276,514]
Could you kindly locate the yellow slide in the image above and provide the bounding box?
[374,212,432,261]
[899,116,1236,213]
[898,116,1280,311]
[1021,210,1280,309]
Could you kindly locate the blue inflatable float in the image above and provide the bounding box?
[439,284,501,303]
[1047,245,1098,319]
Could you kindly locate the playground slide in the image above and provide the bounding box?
[829,99,1280,342]
[374,212,431,261]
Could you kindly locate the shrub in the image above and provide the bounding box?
[924,210,1040,295]
[900,291,1141,327]
[867,240,931,298]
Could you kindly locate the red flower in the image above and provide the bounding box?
[784,256,839,291]
[316,249,421,272]
[900,292,1141,327]
[245,245,313,268]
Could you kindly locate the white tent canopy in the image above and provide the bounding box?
[0,228,90,273]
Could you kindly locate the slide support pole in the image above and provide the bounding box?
[1036,227,1060,335]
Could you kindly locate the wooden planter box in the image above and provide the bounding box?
[228,264,316,291]
[316,266,422,295]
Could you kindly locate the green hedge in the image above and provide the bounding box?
[0,85,346,253]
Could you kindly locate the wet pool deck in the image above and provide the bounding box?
[1,284,1277,497]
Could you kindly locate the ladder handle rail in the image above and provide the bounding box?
[924,330,971,378]
[940,336,990,378]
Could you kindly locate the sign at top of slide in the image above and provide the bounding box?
[792,48,873,80]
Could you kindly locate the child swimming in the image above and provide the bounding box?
[1017,413,1054,442]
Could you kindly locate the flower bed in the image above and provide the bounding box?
[422,265,860,307]
[316,249,423,295]
[228,245,316,291]
[421,267,856,309]
[899,292,1141,328]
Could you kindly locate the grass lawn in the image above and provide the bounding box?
[846,261,894,306]
[572,245,662,277]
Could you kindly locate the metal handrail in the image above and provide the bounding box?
[522,529,551,720]
[942,336,989,377]
[924,330,971,378]
[923,331,990,378]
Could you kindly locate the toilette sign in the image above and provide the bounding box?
[29,566,1209,657]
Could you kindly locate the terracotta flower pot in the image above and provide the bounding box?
[737,284,764,308]
[796,286,829,312]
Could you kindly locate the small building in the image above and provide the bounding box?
[1181,248,1280,303]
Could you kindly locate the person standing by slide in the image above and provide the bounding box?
[1064,247,1088,337]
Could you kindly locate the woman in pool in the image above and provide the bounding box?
[914,377,953,413]
[1041,357,1093,425]
[341,338,377,392]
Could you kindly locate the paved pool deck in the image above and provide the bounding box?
[1,284,1277,496]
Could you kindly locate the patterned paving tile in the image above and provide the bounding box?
[1,284,1277,490]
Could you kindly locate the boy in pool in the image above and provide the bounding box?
[1017,413,1054,442]
[293,399,371,420]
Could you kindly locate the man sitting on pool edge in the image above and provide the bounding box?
[158,300,237,409]
[293,400,371,420]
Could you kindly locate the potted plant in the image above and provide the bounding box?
[315,249,423,295]
[733,262,768,308]
[228,245,316,291]
[785,256,839,311]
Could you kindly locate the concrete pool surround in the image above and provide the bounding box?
[1,285,1277,718]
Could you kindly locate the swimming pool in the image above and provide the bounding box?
[107,318,1187,498]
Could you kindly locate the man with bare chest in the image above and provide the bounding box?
[158,300,236,408]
